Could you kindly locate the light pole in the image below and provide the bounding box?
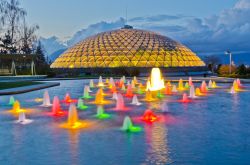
[225,50,232,74]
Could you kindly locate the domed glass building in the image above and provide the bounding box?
[51,26,205,69]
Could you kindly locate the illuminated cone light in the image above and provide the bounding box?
[9,96,15,105]
[41,90,52,107]
[149,68,165,91]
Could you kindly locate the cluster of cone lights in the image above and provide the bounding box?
[2,68,246,132]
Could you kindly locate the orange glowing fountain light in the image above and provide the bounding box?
[165,84,172,95]
[64,93,77,103]
[144,90,156,102]
[60,104,86,129]
[94,88,110,105]
[11,100,26,114]
[142,110,158,123]
[125,85,134,97]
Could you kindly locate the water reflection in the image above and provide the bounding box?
[232,94,239,111]
[144,123,171,164]
[68,130,80,165]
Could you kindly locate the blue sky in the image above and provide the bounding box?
[22,0,237,39]
[21,0,250,57]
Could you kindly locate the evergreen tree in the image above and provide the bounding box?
[236,64,247,75]
[35,41,46,65]
[0,30,17,53]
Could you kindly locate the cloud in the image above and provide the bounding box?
[234,0,250,9]
[67,18,125,46]
[42,0,250,58]
[129,14,187,23]
[133,0,250,53]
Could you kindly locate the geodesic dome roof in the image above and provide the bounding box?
[51,27,205,68]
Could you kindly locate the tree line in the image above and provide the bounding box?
[204,55,250,78]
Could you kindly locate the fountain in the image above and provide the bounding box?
[165,85,172,95]
[131,95,142,106]
[89,79,95,88]
[212,81,217,88]
[116,93,126,110]
[8,96,15,106]
[127,80,131,86]
[121,116,142,132]
[133,76,138,84]
[157,90,164,98]
[189,77,193,86]
[94,88,109,104]
[178,79,184,90]
[144,90,155,102]
[112,92,118,100]
[109,77,115,87]
[66,104,82,129]
[77,98,88,110]
[148,68,165,91]
[110,85,117,93]
[12,100,25,113]
[137,86,144,95]
[125,85,134,97]
[105,78,109,84]
[142,110,158,123]
[41,90,52,107]
[95,106,110,119]
[131,80,136,89]
[172,85,178,93]
[237,78,242,88]
[161,102,169,112]
[200,81,207,93]
[51,96,65,116]
[82,86,93,99]
[139,83,144,88]
[189,85,197,98]
[64,93,73,103]
[86,85,92,92]
[118,79,124,88]
[95,89,104,104]
[195,88,202,96]
[121,84,126,91]
[182,93,190,103]
[208,80,213,89]
[184,82,190,89]
[15,112,33,124]
[98,76,104,87]
[122,76,126,83]
[230,86,236,94]
[233,80,239,91]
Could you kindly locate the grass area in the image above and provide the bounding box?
[0,81,43,90]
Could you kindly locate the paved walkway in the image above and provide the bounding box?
[0,82,60,95]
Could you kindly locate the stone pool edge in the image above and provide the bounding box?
[0,82,60,95]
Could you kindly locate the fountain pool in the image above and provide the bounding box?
[0,79,250,165]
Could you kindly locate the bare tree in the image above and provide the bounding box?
[203,55,222,73]
[0,0,7,32]
[4,0,26,48]
[19,17,39,54]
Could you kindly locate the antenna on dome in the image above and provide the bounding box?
[122,4,133,29]
[125,5,128,25]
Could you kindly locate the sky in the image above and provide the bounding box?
[20,0,250,57]
[22,0,237,39]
